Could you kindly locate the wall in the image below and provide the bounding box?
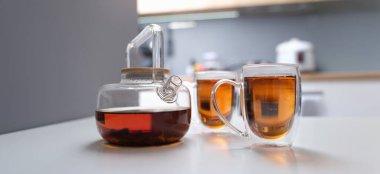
[0,0,137,134]
[165,8,380,75]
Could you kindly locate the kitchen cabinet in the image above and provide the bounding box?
[137,0,332,16]
[301,72,380,117]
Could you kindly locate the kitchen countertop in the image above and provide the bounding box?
[301,71,380,81]
[1,116,379,174]
[182,71,380,82]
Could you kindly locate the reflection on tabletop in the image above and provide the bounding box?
[86,131,345,171]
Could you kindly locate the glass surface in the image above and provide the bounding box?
[96,24,191,146]
[194,71,237,131]
[211,64,301,147]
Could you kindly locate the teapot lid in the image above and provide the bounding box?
[121,67,169,74]
[121,67,169,81]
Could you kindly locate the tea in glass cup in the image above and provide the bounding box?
[195,71,237,129]
[244,75,296,139]
[211,64,301,147]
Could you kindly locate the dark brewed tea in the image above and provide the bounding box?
[96,107,191,146]
[197,79,234,129]
[244,76,296,139]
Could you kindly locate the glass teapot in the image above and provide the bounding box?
[96,24,191,146]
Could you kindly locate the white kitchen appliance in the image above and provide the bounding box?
[276,38,315,72]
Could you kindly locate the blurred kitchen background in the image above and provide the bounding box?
[138,0,380,74]
[1,0,380,134]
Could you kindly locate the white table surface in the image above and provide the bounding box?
[1,116,379,174]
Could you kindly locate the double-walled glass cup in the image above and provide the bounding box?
[211,64,301,147]
[194,71,237,130]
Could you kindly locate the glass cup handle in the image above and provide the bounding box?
[182,81,196,108]
[211,79,248,137]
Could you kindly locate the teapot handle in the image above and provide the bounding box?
[126,24,164,81]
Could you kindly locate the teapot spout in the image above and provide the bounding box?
[157,75,182,103]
